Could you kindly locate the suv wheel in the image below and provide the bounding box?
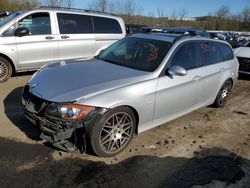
[213,79,233,107]
[0,57,12,83]
[88,107,136,157]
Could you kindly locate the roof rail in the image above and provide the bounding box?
[172,33,197,43]
[38,6,116,16]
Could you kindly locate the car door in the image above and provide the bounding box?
[15,11,58,70]
[56,12,95,61]
[194,41,225,106]
[154,41,201,121]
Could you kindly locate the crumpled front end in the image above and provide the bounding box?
[22,84,106,152]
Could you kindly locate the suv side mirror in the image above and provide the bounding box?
[15,27,29,37]
[167,66,187,76]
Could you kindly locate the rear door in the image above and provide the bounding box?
[154,41,201,121]
[16,11,58,70]
[56,12,95,61]
[194,41,228,106]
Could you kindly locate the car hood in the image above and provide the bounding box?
[234,47,250,58]
[28,59,152,102]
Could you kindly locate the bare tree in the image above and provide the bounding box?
[178,8,188,19]
[41,0,73,8]
[157,8,164,18]
[89,0,109,12]
[241,7,250,23]
[216,5,230,18]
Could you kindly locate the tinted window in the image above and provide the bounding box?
[246,42,250,48]
[170,42,197,70]
[18,13,51,35]
[217,43,234,61]
[198,42,223,66]
[98,37,171,72]
[93,16,122,34]
[57,13,93,34]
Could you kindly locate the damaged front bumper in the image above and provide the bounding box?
[22,85,106,152]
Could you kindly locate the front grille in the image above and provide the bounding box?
[237,57,250,72]
[22,85,47,114]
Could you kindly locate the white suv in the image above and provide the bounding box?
[0,7,126,82]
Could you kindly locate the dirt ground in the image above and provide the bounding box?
[0,73,250,188]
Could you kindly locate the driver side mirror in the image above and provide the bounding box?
[15,27,29,37]
[167,66,187,76]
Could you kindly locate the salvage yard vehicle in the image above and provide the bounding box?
[234,41,250,75]
[22,33,239,157]
[0,6,126,82]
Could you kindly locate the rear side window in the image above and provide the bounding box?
[217,43,234,61]
[170,42,198,70]
[93,16,122,34]
[198,42,224,66]
[57,13,93,34]
[18,12,51,35]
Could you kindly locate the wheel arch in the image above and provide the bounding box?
[0,53,16,73]
[107,105,140,134]
[122,105,140,134]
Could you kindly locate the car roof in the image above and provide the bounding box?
[130,33,231,47]
[131,33,182,43]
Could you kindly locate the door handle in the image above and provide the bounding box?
[194,76,201,81]
[61,35,69,39]
[45,36,55,40]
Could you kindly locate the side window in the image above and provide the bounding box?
[57,13,93,34]
[2,24,15,37]
[170,42,197,70]
[217,43,234,61]
[93,16,122,34]
[246,42,250,48]
[198,42,223,66]
[18,13,51,35]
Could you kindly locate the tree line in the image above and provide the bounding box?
[0,0,249,31]
[0,0,73,11]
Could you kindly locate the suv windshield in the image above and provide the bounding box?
[0,12,21,27]
[98,37,172,72]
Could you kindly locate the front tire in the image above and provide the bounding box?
[213,79,233,108]
[88,107,136,157]
[0,57,12,83]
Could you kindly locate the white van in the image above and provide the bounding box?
[0,6,126,82]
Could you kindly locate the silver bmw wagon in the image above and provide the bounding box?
[22,33,239,157]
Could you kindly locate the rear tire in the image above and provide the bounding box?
[0,57,12,83]
[87,106,136,157]
[213,79,233,108]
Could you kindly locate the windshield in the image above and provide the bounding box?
[98,37,172,72]
[0,12,21,27]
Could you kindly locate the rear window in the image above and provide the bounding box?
[93,16,122,34]
[217,43,234,61]
[57,13,93,34]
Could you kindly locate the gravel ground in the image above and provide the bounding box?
[0,73,250,188]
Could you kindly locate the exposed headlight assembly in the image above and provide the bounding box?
[45,103,95,120]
